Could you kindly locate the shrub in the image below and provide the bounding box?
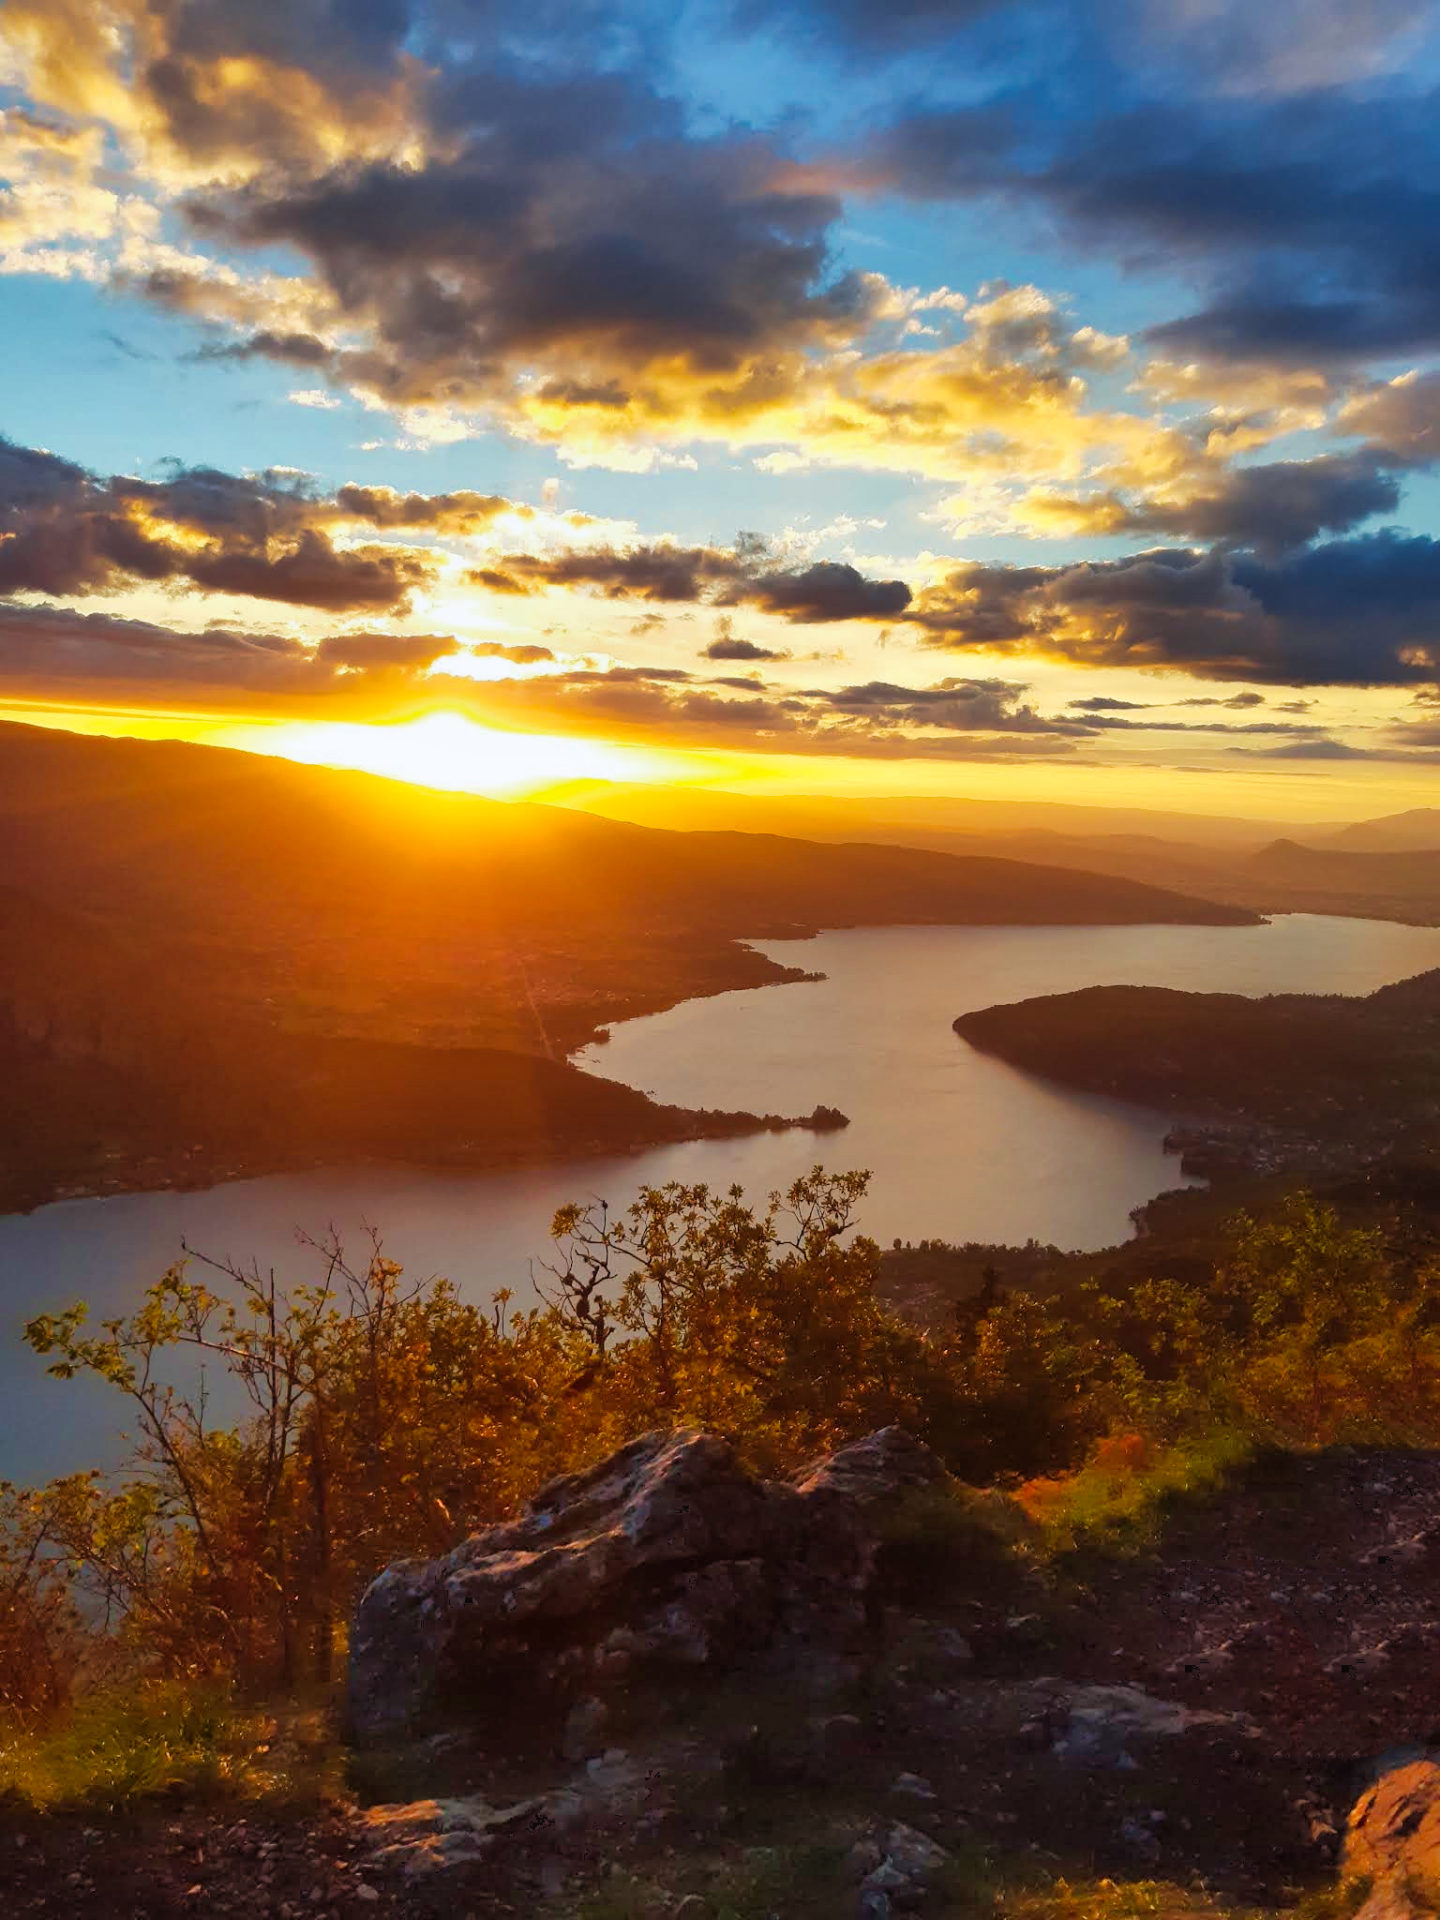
[0,1681,282,1812]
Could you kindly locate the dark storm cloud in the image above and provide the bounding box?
[474,543,910,623]
[0,438,540,614]
[910,533,1440,686]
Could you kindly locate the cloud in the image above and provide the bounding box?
[752,0,1431,90]
[0,436,553,615]
[331,484,524,534]
[909,533,1440,685]
[867,71,1440,369]
[311,630,460,672]
[147,39,880,432]
[1238,736,1373,758]
[812,676,1079,734]
[469,640,557,666]
[0,6,1231,506]
[0,600,461,701]
[1339,372,1440,462]
[474,541,911,622]
[703,635,787,661]
[1021,450,1404,555]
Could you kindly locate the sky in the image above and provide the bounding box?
[4,0,1440,817]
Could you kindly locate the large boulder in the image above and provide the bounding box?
[1345,1757,1440,1920]
[349,1426,945,1745]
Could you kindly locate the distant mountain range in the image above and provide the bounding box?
[556,785,1440,925]
[1315,809,1440,853]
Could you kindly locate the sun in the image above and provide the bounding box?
[220,711,681,798]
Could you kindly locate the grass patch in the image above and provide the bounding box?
[0,1681,341,1814]
[1015,1428,1255,1559]
[989,1877,1267,1920]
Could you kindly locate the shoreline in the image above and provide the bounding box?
[0,1100,852,1222]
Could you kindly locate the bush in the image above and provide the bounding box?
[1015,1429,1254,1558]
[0,1681,286,1812]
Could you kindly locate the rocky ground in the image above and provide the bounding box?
[7,1439,1440,1919]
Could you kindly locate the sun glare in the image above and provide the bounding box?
[222,711,679,797]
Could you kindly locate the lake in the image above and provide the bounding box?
[5,911,1440,1481]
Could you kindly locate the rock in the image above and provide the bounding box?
[882,1822,950,1881]
[890,1773,937,1803]
[1050,1684,1248,1771]
[792,1427,949,1512]
[350,1426,942,1743]
[362,1750,661,1879]
[361,1796,544,1876]
[857,1891,891,1920]
[846,1839,884,1880]
[672,1898,709,1920]
[1346,1757,1440,1920]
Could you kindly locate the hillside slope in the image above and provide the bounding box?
[954,967,1440,1132]
[0,722,1255,1058]
[0,885,802,1212]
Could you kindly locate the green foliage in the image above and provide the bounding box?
[1016,1429,1256,1558]
[0,1681,284,1812]
[1078,1194,1440,1448]
[539,1168,955,1470]
[11,1170,964,1704]
[12,1173,1440,1734]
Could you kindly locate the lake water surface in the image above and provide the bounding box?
[6,912,1440,1480]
